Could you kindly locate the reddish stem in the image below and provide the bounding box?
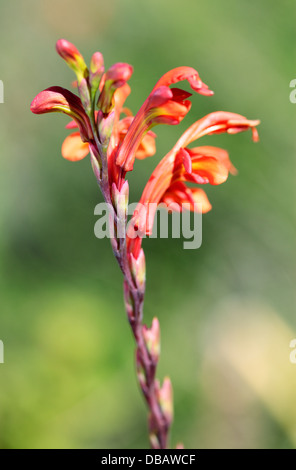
[90,108,171,449]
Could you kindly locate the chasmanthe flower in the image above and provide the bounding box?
[30,86,93,142]
[30,39,261,451]
[127,112,259,258]
[116,66,213,172]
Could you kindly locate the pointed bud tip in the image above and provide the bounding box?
[90,52,104,70]
[56,39,88,83]
[106,63,133,82]
[130,248,146,291]
[120,180,129,197]
[158,377,174,424]
[56,39,81,60]
[143,317,160,361]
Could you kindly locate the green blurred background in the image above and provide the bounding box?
[0,0,295,449]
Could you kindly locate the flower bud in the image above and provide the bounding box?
[90,52,104,101]
[143,317,160,362]
[89,144,102,182]
[112,181,129,239]
[136,350,147,391]
[112,181,129,213]
[123,281,134,321]
[98,62,133,114]
[157,377,173,425]
[149,433,160,450]
[78,77,91,114]
[97,109,115,148]
[56,39,88,84]
[130,248,146,292]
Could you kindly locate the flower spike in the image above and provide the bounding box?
[30,40,260,449]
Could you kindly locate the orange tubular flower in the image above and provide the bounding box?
[116,66,213,172]
[30,86,93,142]
[128,111,260,252]
[116,117,156,160]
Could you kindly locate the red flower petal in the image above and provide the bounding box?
[151,66,213,97]
[188,146,237,175]
[161,182,212,214]
[175,111,260,149]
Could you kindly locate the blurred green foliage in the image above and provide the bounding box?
[0,0,295,449]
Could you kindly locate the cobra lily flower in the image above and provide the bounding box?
[116,67,213,172]
[30,86,93,142]
[127,111,260,257]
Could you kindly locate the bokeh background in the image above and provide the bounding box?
[0,0,295,449]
